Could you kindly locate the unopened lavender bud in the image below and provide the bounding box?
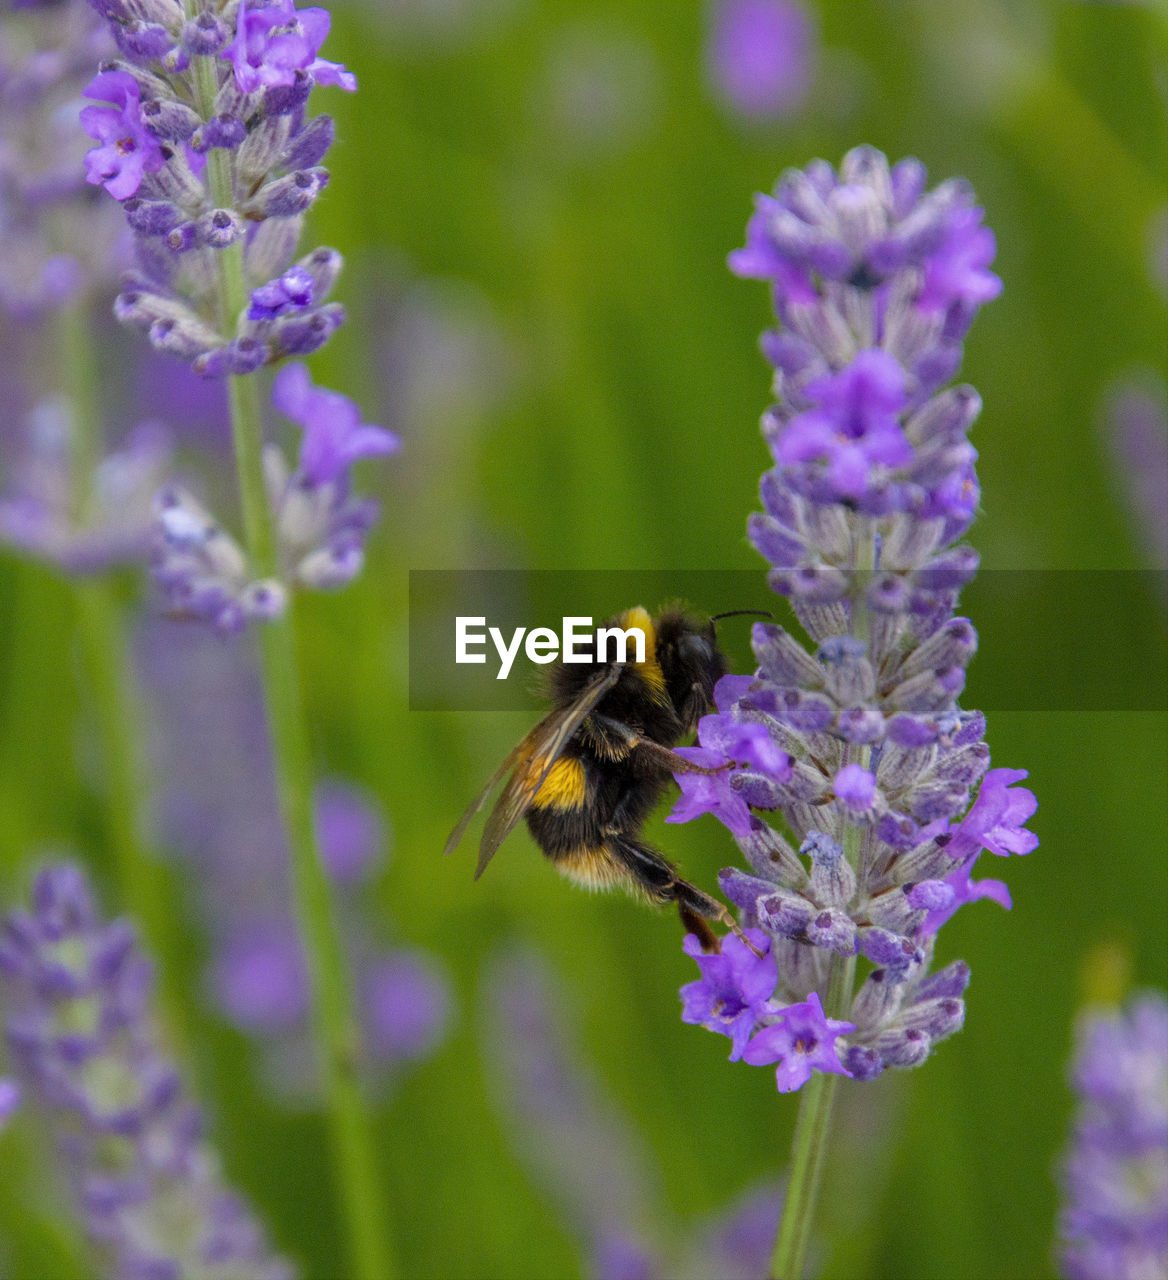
[859,927,922,977]
[915,960,971,1001]
[192,338,269,379]
[241,580,287,622]
[804,832,856,907]
[250,167,328,219]
[193,113,247,153]
[122,197,183,236]
[181,12,228,55]
[913,545,980,593]
[195,208,244,248]
[842,1044,883,1081]
[296,543,363,589]
[166,221,198,253]
[872,1026,931,1069]
[298,246,343,298]
[756,891,815,940]
[148,315,217,360]
[898,996,965,1041]
[262,69,312,118]
[736,817,806,884]
[274,303,345,356]
[720,868,781,912]
[113,19,171,60]
[805,909,858,956]
[899,617,978,679]
[850,969,905,1030]
[836,704,885,744]
[864,887,927,935]
[283,116,336,171]
[753,622,825,687]
[140,97,201,142]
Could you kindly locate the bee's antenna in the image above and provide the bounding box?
[710,609,772,624]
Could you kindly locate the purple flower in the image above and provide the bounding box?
[834,763,877,812]
[917,206,1003,314]
[1058,993,1168,1280]
[211,924,309,1032]
[777,349,913,503]
[222,0,356,94]
[361,951,451,1062]
[668,712,791,838]
[0,1077,21,1129]
[0,864,291,1279]
[0,404,172,576]
[272,363,399,487]
[944,767,1039,860]
[741,991,855,1092]
[680,929,776,1060]
[678,150,1032,1088]
[315,779,386,885]
[248,265,316,321]
[918,857,1011,936]
[668,747,754,837]
[80,69,165,200]
[708,0,815,120]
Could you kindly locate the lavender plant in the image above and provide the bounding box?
[1058,992,1168,1280]
[78,3,397,1274]
[0,0,180,1032]
[0,862,291,1279]
[668,147,1038,1276]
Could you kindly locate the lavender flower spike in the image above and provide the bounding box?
[0,863,292,1279]
[150,366,395,629]
[673,148,1036,1095]
[1058,993,1168,1280]
[81,0,355,375]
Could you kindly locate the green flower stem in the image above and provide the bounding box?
[226,369,394,1280]
[769,952,857,1280]
[186,36,392,1275]
[771,530,876,1278]
[57,304,185,1048]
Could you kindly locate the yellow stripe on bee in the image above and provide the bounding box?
[531,756,587,808]
[616,606,666,694]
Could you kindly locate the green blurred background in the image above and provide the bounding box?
[1,1,1165,1277]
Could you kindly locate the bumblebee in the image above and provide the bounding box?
[445,605,746,951]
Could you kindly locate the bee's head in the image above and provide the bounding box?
[654,610,728,732]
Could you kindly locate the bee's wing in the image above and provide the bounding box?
[443,731,536,859]
[472,663,622,880]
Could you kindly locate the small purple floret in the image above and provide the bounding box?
[680,930,776,1061]
[741,991,855,1093]
[272,362,398,487]
[222,0,356,94]
[80,69,165,200]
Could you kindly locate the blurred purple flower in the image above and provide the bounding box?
[0,863,291,1278]
[0,1077,21,1129]
[1058,993,1168,1280]
[0,400,172,575]
[211,923,310,1033]
[707,0,815,120]
[361,951,450,1062]
[1102,377,1168,570]
[315,779,387,885]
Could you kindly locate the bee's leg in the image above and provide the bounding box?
[606,835,761,956]
[589,716,733,776]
